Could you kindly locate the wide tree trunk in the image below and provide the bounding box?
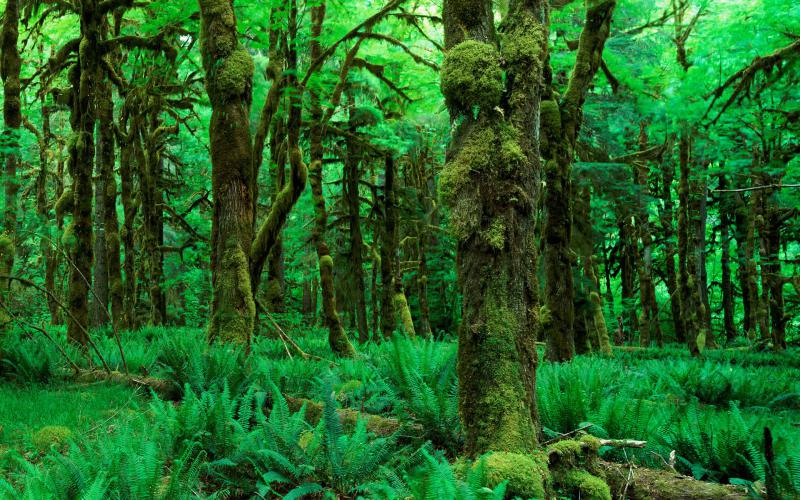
[199,0,256,346]
[442,0,545,456]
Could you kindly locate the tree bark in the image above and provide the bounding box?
[442,0,545,456]
[0,0,21,291]
[717,173,736,344]
[659,152,684,342]
[199,0,256,346]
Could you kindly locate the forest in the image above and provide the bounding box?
[0,0,798,498]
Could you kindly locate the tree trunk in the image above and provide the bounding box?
[66,0,102,346]
[307,2,355,357]
[0,0,21,291]
[659,153,684,342]
[199,0,256,346]
[717,174,735,344]
[442,0,545,456]
[634,125,661,346]
[119,120,138,329]
[694,162,713,346]
[676,132,704,355]
[344,106,369,341]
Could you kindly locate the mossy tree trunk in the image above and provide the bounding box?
[91,74,110,328]
[379,155,396,339]
[344,102,370,342]
[541,0,616,362]
[633,125,661,346]
[66,0,105,346]
[0,0,21,291]
[442,0,546,456]
[199,0,256,345]
[118,116,139,329]
[717,173,736,344]
[658,152,684,342]
[306,2,355,356]
[676,132,704,356]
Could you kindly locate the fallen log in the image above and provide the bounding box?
[601,461,748,499]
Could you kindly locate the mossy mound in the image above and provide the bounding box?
[31,425,73,452]
[209,47,254,103]
[441,40,503,114]
[478,451,549,499]
[561,470,611,500]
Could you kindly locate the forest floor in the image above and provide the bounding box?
[1,319,798,498]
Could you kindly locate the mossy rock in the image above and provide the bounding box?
[441,40,503,114]
[560,470,611,500]
[478,451,549,499]
[31,425,73,452]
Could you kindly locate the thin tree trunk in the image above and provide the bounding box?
[718,174,736,344]
[677,132,703,355]
[659,152,684,342]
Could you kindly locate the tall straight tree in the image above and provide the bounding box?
[440,0,546,456]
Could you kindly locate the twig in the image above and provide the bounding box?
[713,184,800,193]
[543,423,593,446]
[256,298,326,363]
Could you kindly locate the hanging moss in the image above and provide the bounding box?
[441,40,503,114]
[478,451,550,499]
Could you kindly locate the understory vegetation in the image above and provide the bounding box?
[1,324,799,498]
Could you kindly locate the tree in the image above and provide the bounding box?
[440,0,545,456]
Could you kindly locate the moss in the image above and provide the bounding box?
[478,451,549,499]
[61,222,77,251]
[392,292,416,337]
[298,430,314,450]
[441,40,503,114]
[501,13,546,71]
[560,470,611,500]
[441,122,526,241]
[210,47,254,103]
[319,254,334,272]
[208,243,255,344]
[547,439,584,467]
[55,189,74,218]
[31,425,72,452]
[482,217,507,250]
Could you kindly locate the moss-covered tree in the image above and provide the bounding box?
[441,0,546,456]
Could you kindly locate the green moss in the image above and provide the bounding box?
[441,122,526,242]
[501,13,546,71]
[482,217,507,250]
[319,254,334,271]
[478,451,549,499]
[441,40,503,114]
[210,47,254,102]
[392,292,416,337]
[561,470,611,500]
[547,439,584,467]
[31,425,72,452]
[208,243,255,344]
[55,189,74,218]
[61,222,77,251]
